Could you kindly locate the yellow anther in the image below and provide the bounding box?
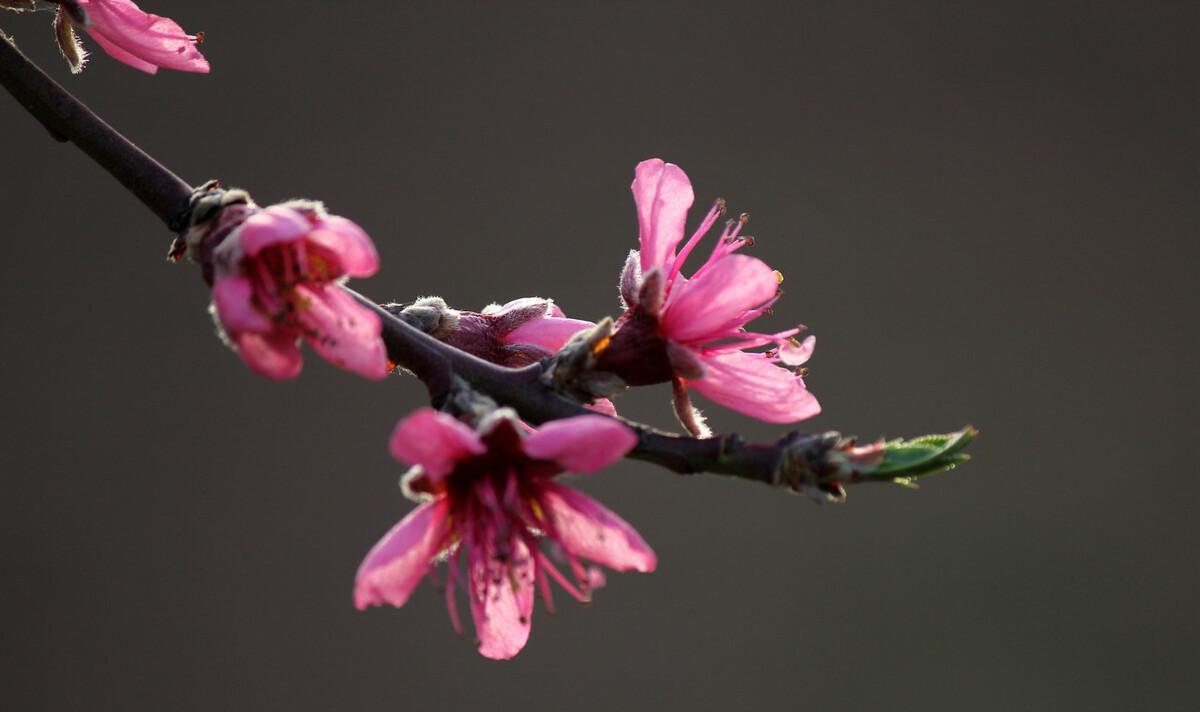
[774,270,784,285]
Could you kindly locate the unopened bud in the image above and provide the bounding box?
[386,297,461,340]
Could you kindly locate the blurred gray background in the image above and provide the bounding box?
[2,1,1196,710]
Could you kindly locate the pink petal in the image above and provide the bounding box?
[211,275,271,335]
[632,159,694,274]
[521,416,636,473]
[388,408,485,481]
[237,207,312,257]
[502,317,593,353]
[80,0,209,73]
[305,216,379,278]
[688,350,821,423]
[232,330,303,380]
[354,498,450,609]
[292,284,389,380]
[468,535,535,660]
[660,254,779,343]
[585,399,618,416]
[84,29,158,74]
[540,483,657,573]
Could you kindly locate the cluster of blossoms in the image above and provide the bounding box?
[176,158,821,657]
[6,4,824,657]
[0,2,975,660]
[162,157,823,657]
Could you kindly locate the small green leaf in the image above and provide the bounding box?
[866,426,977,482]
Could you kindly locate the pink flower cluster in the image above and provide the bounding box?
[180,158,821,659]
[356,408,654,659]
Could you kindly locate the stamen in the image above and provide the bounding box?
[445,560,463,636]
[536,565,556,614]
[294,241,310,280]
[535,552,589,602]
[502,470,520,510]
[668,198,726,285]
[563,550,589,592]
[281,247,296,285]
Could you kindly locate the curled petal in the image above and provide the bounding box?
[632,159,694,274]
[211,275,271,335]
[522,416,636,473]
[388,408,485,481]
[778,334,815,367]
[540,483,657,573]
[688,350,821,423]
[237,207,312,257]
[469,535,535,660]
[232,330,303,380]
[354,499,450,609]
[306,216,379,278]
[660,254,779,343]
[292,284,389,380]
[503,317,593,353]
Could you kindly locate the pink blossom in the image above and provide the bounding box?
[355,408,654,659]
[209,202,388,381]
[594,159,820,425]
[73,0,209,74]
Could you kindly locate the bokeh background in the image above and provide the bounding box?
[2,1,1196,710]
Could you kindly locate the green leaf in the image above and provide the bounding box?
[866,426,977,483]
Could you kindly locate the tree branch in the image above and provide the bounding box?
[354,295,862,492]
[0,33,193,230]
[1,35,973,497]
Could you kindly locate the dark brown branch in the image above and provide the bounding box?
[0,33,193,230]
[354,295,832,489]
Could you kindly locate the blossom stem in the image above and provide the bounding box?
[0,37,971,496]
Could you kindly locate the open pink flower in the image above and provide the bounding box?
[593,159,820,429]
[355,408,654,659]
[209,202,388,381]
[65,0,209,74]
